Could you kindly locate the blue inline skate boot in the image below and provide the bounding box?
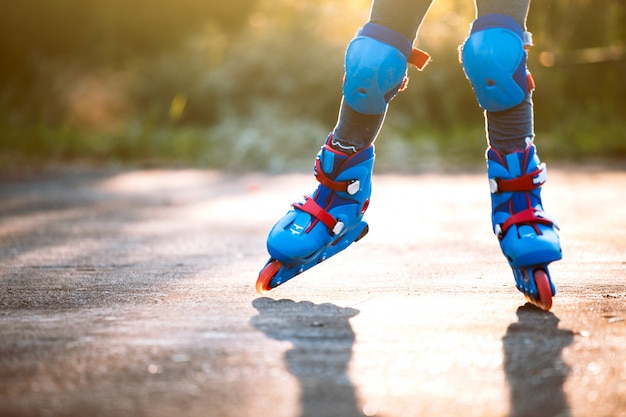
[257,135,375,294]
[488,141,562,310]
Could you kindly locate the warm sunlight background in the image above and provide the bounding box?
[1,0,625,173]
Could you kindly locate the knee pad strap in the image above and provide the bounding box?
[359,23,430,70]
[462,14,532,112]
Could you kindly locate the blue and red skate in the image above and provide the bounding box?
[488,141,562,310]
[256,138,374,294]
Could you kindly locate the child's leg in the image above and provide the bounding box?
[259,0,434,292]
[474,0,533,155]
[463,0,562,309]
[332,0,434,153]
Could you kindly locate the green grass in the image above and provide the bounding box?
[2,113,625,178]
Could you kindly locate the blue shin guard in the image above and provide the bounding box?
[488,143,562,308]
[258,137,374,293]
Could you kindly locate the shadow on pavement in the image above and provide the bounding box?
[503,304,575,417]
[251,297,366,417]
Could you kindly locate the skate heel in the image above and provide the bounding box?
[488,142,562,310]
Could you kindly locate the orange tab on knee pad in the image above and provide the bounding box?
[408,48,431,70]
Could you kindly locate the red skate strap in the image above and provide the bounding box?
[494,164,546,193]
[314,158,350,193]
[500,208,554,237]
[293,196,337,233]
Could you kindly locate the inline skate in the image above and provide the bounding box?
[488,141,562,310]
[256,136,374,294]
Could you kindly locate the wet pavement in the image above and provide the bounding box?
[0,167,625,417]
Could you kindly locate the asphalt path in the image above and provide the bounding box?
[0,167,625,417]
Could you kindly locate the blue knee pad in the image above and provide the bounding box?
[462,14,531,112]
[343,23,413,115]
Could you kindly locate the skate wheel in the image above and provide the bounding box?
[532,269,553,311]
[256,260,282,295]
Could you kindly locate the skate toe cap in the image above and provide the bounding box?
[267,212,330,262]
[503,227,562,268]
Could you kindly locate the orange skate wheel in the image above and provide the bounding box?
[256,260,282,295]
[533,269,553,311]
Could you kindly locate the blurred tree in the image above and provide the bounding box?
[1,0,624,167]
[527,0,626,153]
[0,0,257,82]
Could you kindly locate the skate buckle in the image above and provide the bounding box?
[489,178,499,194]
[494,224,503,240]
[347,180,360,195]
[332,221,344,236]
[533,163,547,185]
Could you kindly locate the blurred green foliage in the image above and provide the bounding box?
[0,0,255,69]
[1,0,625,174]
